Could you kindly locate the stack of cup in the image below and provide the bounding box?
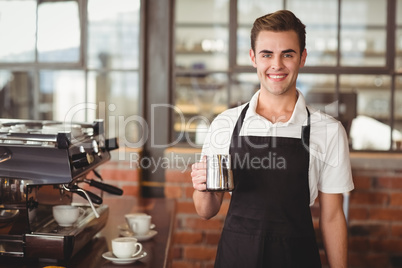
[125,213,152,236]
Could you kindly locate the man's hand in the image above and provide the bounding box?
[192,156,224,219]
[191,157,207,191]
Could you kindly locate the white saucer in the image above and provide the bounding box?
[118,223,155,231]
[102,251,147,265]
[119,229,158,241]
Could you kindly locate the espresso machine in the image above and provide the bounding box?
[0,119,121,260]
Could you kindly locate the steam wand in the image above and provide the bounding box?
[62,184,100,218]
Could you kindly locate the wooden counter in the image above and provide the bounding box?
[0,196,176,268]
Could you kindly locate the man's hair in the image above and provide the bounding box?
[250,10,306,55]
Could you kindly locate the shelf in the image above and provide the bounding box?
[175,103,227,115]
[175,23,228,28]
[175,49,226,55]
[295,50,388,58]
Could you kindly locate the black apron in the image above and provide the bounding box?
[214,103,321,268]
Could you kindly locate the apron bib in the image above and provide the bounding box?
[214,103,321,268]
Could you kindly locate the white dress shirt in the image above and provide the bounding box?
[201,90,355,205]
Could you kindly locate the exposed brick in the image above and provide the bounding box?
[171,246,182,259]
[348,237,371,251]
[204,263,216,268]
[174,231,203,244]
[348,207,369,220]
[80,183,92,192]
[376,176,402,189]
[176,201,197,214]
[166,169,192,183]
[164,185,183,198]
[349,192,389,206]
[175,217,183,229]
[204,232,221,245]
[185,217,224,231]
[171,260,201,268]
[371,238,402,253]
[348,252,389,268]
[310,205,320,218]
[183,246,217,261]
[100,168,140,182]
[370,208,402,221]
[352,175,372,190]
[391,224,402,237]
[101,161,119,168]
[120,185,139,196]
[223,192,231,200]
[185,186,195,198]
[216,201,230,216]
[319,250,328,266]
[348,223,389,237]
[390,192,402,206]
[312,219,320,229]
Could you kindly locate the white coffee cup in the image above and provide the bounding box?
[125,213,152,235]
[52,205,85,227]
[125,213,147,230]
[112,237,143,258]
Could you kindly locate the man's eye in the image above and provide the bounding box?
[283,54,293,58]
[262,54,272,58]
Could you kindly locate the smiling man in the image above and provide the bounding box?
[191,10,354,268]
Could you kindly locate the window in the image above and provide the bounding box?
[174,0,230,145]
[0,0,141,144]
[174,0,401,151]
[397,0,402,72]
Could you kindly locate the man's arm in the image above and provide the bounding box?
[191,158,224,220]
[319,192,348,267]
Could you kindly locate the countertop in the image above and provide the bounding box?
[0,196,176,268]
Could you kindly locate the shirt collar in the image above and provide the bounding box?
[245,89,308,126]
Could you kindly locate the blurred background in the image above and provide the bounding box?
[2,1,402,267]
[1,0,402,151]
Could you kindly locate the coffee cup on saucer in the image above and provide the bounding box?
[111,237,143,258]
[52,205,85,227]
[125,213,152,235]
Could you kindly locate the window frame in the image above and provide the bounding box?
[0,0,142,123]
[173,0,401,152]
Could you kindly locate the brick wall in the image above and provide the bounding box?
[164,168,230,268]
[92,148,402,268]
[164,149,402,268]
[347,169,402,267]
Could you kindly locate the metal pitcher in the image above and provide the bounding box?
[206,154,234,191]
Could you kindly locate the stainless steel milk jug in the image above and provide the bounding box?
[206,154,234,191]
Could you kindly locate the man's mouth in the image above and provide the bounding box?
[268,74,287,79]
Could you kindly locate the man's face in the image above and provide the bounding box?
[250,30,307,96]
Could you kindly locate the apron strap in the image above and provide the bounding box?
[232,103,249,137]
[302,107,311,150]
[231,103,311,148]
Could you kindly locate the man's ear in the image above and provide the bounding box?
[249,49,257,68]
[300,48,307,67]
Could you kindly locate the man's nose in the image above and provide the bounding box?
[270,56,284,70]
